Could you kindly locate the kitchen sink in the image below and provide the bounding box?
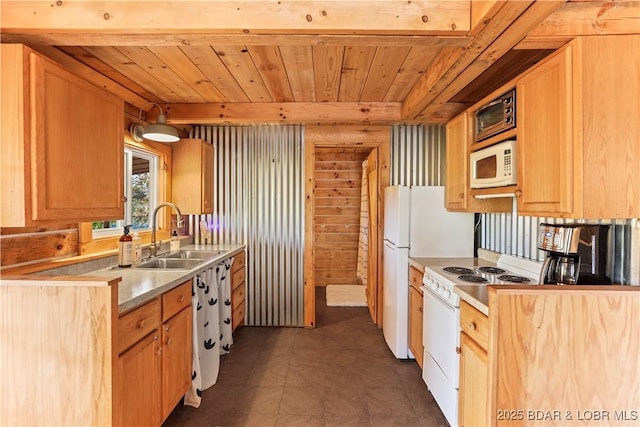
[135,258,204,269]
[161,250,226,260]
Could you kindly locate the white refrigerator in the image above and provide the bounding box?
[382,185,474,358]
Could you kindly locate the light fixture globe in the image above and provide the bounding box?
[136,102,180,143]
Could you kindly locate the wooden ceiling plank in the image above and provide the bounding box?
[84,46,182,103]
[417,0,567,122]
[527,1,640,37]
[401,0,536,120]
[0,1,469,34]
[313,45,344,102]
[279,45,316,102]
[114,46,205,103]
[360,46,412,102]
[213,45,273,102]
[25,45,151,109]
[179,45,249,103]
[164,102,401,124]
[247,46,295,102]
[147,46,227,102]
[57,46,163,104]
[383,45,441,102]
[338,46,377,102]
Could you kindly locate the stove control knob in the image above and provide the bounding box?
[443,288,451,299]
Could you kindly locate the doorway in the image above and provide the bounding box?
[303,126,390,328]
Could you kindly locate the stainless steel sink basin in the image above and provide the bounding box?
[162,250,225,260]
[135,258,204,269]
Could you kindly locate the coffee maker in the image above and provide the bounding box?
[537,223,612,285]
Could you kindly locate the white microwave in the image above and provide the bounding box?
[470,140,517,189]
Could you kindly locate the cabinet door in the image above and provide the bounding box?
[445,113,468,211]
[459,332,488,427]
[30,53,124,222]
[172,138,213,214]
[161,307,192,422]
[117,331,161,427]
[516,46,575,216]
[408,285,424,368]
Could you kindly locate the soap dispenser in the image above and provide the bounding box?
[118,225,133,268]
[170,230,180,253]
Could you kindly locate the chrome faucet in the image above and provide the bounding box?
[149,202,184,257]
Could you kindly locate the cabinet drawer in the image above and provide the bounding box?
[162,281,192,322]
[118,298,161,354]
[409,266,423,291]
[232,268,245,291]
[232,251,245,273]
[232,303,245,330]
[460,300,488,349]
[232,285,245,310]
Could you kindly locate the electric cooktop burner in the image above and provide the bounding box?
[458,275,488,283]
[443,267,476,275]
[478,266,506,274]
[497,274,532,283]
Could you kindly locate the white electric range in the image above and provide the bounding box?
[420,254,543,427]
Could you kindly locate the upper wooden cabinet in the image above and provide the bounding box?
[0,44,124,227]
[516,35,640,218]
[445,112,511,213]
[171,138,213,214]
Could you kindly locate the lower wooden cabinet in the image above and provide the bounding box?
[458,300,489,427]
[116,280,192,426]
[231,251,246,331]
[160,282,192,421]
[408,266,424,368]
[117,331,162,426]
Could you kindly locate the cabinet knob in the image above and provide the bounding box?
[469,321,477,330]
[418,307,422,313]
[459,193,464,199]
[456,346,461,354]
[178,296,185,303]
[515,189,522,197]
[137,320,146,328]
[166,338,173,346]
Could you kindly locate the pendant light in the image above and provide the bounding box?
[130,102,180,143]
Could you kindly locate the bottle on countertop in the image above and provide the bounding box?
[132,232,142,265]
[170,230,180,252]
[118,225,133,268]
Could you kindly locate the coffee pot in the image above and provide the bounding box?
[541,254,580,285]
[537,223,611,285]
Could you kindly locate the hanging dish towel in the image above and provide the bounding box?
[184,257,234,407]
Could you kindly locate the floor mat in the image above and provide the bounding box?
[325,285,367,307]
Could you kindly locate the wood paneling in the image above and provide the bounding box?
[314,148,369,287]
[488,286,640,427]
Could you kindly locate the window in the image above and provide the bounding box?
[92,146,159,238]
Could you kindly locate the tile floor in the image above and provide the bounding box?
[162,287,449,427]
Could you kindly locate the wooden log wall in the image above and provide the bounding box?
[314,147,370,287]
[0,225,79,267]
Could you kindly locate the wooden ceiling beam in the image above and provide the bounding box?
[0,1,469,35]
[163,102,401,125]
[525,0,640,38]
[0,32,472,48]
[401,1,534,120]
[417,0,567,122]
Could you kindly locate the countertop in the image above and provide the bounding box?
[454,285,490,315]
[83,244,245,314]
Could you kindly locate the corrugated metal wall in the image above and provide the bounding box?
[481,210,637,285]
[390,124,446,186]
[190,125,305,326]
